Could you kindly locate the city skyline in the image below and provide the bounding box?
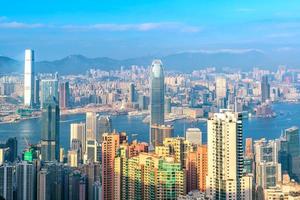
[1,1,300,199]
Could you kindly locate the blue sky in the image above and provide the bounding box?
[1,0,300,60]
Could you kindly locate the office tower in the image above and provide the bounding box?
[241,175,253,200]
[215,76,227,99]
[150,124,173,147]
[34,76,40,107]
[186,128,202,146]
[284,126,300,181]
[206,110,243,200]
[24,49,35,107]
[245,137,253,158]
[59,81,70,109]
[6,137,17,163]
[97,116,112,143]
[254,138,281,189]
[165,97,172,114]
[37,168,50,200]
[0,148,7,165]
[0,164,14,200]
[150,60,165,145]
[68,150,78,167]
[41,97,60,162]
[138,94,148,110]
[83,162,101,200]
[256,162,281,189]
[59,147,65,163]
[86,112,98,140]
[129,82,136,103]
[243,157,254,174]
[261,75,270,103]
[70,122,86,155]
[102,133,120,200]
[16,161,35,200]
[85,139,99,163]
[197,145,207,192]
[40,79,59,108]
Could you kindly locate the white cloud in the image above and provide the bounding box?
[0,21,44,29]
[181,48,264,54]
[63,22,201,32]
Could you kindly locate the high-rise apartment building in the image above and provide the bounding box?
[24,49,35,107]
[41,97,60,161]
[150,60,165,146]
[206,110,243,200]
[245,138,254,158]
[125,153,186,200]
[197,145,207,193]
[102,133,120,200]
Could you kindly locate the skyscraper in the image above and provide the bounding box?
[33,76,40,107]
[97,116,112,143]
[245,137,253,158]
[16,161,35,200]
[0,164,14,200]
[197,145,207,193]
[24,49,35,107]
[128,82,136,103]
[284,126,300,181]
[86,112,98,140]
[6,137,17,163]
[261,75,270,103]
[206,110,243,200]
[70,122,86,154]
[41,97,60,161]
[186,128,202,146]
[150,60,165,147]
[40,79,59,108]
[150,124,173,147]
[215,76,227,99]
[102,132,120,200]
[59,81,70,109]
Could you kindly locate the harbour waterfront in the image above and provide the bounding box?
[0,103,299,153]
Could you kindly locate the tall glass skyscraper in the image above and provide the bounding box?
[150,60,165,146]
[150,60,165,125]
[40,79,59,108]
[24,49,35,107]
[41,97,60,161]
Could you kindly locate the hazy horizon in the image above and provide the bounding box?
[1,0,300,63]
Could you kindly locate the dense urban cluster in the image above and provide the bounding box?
[0,49,300,200]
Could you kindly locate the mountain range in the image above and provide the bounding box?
[0,50,277,75]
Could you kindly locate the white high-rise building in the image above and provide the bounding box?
[24,49,35,107]
[70,122,86,153]
[185,128,202,146]
[206,110,243,200]
[215,76,227,99]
